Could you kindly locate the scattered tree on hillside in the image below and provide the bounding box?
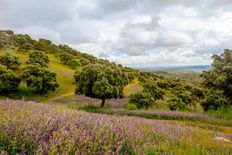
[22,65,59,94]
[80,58,91,66]
[0,65,21,92]
[143,82,165,100]
[201,90,227,111]
[129,92,154,109]
[59,52,80,68]
[0,53,21,70]
[201,49,232,108]
[74,64,129,107]
[28,51,49,67]
[168,97,186,111]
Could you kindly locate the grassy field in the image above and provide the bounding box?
[0,50,76,101]
[0,100,231,155]
[1,50,232,154]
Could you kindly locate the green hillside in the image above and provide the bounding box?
[1,30,232,155]
[0,30,136,102]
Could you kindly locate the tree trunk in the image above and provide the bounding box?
[100,98,105,108]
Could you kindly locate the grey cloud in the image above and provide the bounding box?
[0,0,232,66]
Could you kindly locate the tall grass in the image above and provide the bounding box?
[207,106,232,121]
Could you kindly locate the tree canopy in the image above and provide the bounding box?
[201,49,232,105]
[0,53,21,70]
[59,52,80,69]
[28,51,49,67]
[74,64,129,107]
[0,65,21,92]
[22,65,59,94]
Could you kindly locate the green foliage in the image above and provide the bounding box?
[28,51,49,67]
[0,53,21,70]
[190,87,205,99]
[65,59,80,69]
[138,71,158,83]
[22,65,59,94]
[123,103,137,110]
[157,80,170,89]
[77,104,108,113]
[129,92,154,109]
[74,64,129,107]
[201,49,232,104]
[143,82,165,100]
[168,97,186,111]
[59,52,80,68]
[207,106,232,121]
[80,58,91,66]
[201,90,227,111]
[177,91,191,105]
[0,66,21,92]
[18,43,33,52]
[34,38,57,53]
[122,67,137,82]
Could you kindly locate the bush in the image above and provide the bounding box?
[80,58,91,66]
[0,66,21,92]
[143,82,165,100]
[177,92,191,105]
[157,80,170,89]
[123,103,137,110]
[22,65,59,94]
[168,97,186,111]
[129,92,154,109]
[66,59,80,69]
[0,53,21,70]
[60,52,80,68]
[201,90,227,111]
[28,51,49,67]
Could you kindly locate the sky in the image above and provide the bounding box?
[0,0,232,67]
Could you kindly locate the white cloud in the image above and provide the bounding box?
[0,0,232,67]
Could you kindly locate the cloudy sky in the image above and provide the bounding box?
[1,0,232,67]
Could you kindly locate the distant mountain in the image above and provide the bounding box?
[136,65,211,72]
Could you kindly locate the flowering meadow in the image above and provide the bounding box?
[0,100,232,154]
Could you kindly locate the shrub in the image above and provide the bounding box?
[190,87,205,99]
[28,51,49,67]
[129,92,154,109]
[80,58,91,66]
[0,66,21,92]
[123,103,137,110]
[143,82,165,100]
[22,65,59,94]
[201,90,227,111]
[0,53,21,70]
[177,92,191,105]
[157,80,170,89]
[168,97,186,111]
[60,52,80,68]
[66,59,80,69]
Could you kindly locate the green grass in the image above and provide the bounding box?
[0,50,77,102]
[68,104,111,113]
[123,78,142,96]
[207,106,232,121]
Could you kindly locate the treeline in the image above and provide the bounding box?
[0,51,58,94]
[0,30,231,112]
[129,49,232,111]
[0,30,137,96]
[0,30,120,68]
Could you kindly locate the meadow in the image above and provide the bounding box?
[0,100,232,155]
[1,30,232,155]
